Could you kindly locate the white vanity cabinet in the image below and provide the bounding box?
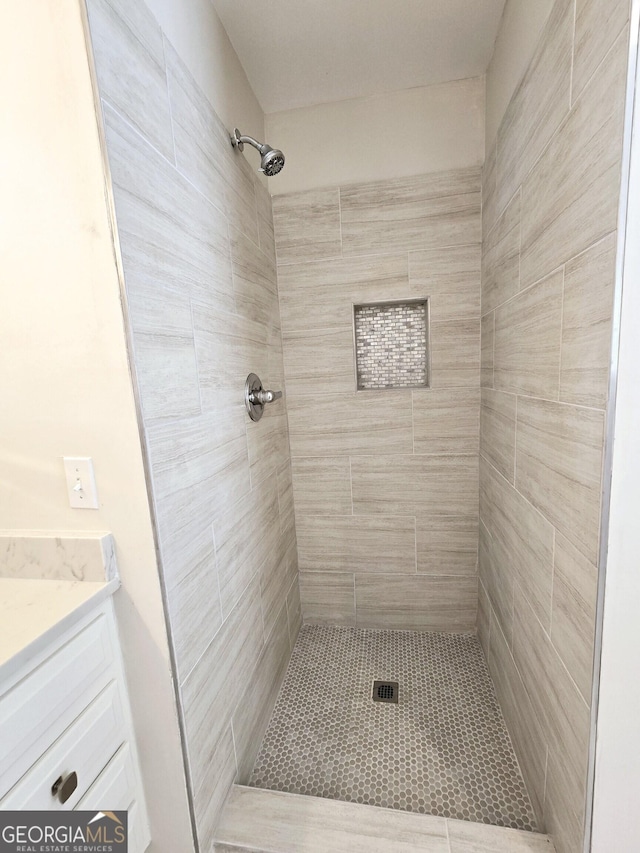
[0,593,150,852]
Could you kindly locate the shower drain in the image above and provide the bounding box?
[372,680,399,703]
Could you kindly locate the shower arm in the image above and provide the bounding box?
[232,131,266,154]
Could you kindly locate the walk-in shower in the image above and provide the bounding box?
[231,127,285,176]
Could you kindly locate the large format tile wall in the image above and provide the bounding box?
[273,168,482,631]
[478,1,630,851]
[85,0,300,847]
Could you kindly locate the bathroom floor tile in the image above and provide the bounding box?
[250,625,537,832]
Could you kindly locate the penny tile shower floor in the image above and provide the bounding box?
[250,625,538,831]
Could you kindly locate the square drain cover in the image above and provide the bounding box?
[372,680,399,703]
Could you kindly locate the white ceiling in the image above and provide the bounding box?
[211,0,507,114]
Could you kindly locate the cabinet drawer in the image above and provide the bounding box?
[0,680,126,810]
[0,614,114,797]
[77,744,148,853]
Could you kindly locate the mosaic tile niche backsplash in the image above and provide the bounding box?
[354,300,429,390]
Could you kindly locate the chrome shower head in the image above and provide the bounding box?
[231,128,285,176]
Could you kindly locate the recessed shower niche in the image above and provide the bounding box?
[353,299,430,391]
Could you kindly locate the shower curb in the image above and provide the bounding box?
[214,785,555,853]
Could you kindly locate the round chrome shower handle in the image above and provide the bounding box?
[249,389,282,405]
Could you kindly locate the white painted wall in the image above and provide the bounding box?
[0,2,193,850]
[485,0,555,150]
[591,6,640,849]
[144,0,265,147]
[265,77,485,195]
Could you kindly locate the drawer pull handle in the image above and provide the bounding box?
[51,771,78,804]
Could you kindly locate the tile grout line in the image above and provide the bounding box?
[549,528,556,639]
[569,0,578,110]
[337,186,344,257]
[160,33,178,168]
[514,394,518,485]
[274,234,482,268]
[557,265,566,402]
[491,310,495,390]
[348,455,354,517]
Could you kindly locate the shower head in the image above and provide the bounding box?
[231,128,285,176]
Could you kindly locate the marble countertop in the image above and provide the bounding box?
[0,577,119,684]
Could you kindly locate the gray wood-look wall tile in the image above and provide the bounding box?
[290,456,352,516]
[351,454,478,517]
[213,478,281,619]
[282,327,355,395]
[477,580,491,660]
[246,406,289,489]
[520,28,628,288]
[94,10,299,843]
[296,516,416,574]
[355,575,477,631]
[192,724,237,853]
[482,144,498,242]
[272,189,342,264]
[286,577,303,649]
[255,179,276,264]
[480,389,516,483]
[479,519,514,648]
[133,331,201,422]
[216,785,451,853]
[87,0,174,160]
[105,104,239,419]
[481,190,521,315]
[480,457,554,633]
[543,750,585,853]
[274,166,482,633]
[147,414,251,566]
[477,3,629,849]
[164,42,258,245]
[496,0,573,213]
[447,818,554,852]
[232,605,290,784]
[515,397,605,563]
[513,590,591,834]
[276,461,296,536]
[430,319,480,388]
[572,0,630,103]
[417,515,479,576]
[488,617,547,824]
[299,572,356,625]
[413,389,480,454]
[494,270,563,398]
[481,312,495,388]
[104,103,235,317]
[277,254,409,333]
[163,519,223,682]
[287,392,413,457]
[341,168,481,256]
[409,244,481,321]
[260,538,298,644]
[560,233,616,408]
[551,533,598,704]
[192,302,267,409]
[230,227,278,327]
[181,579,263,795]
